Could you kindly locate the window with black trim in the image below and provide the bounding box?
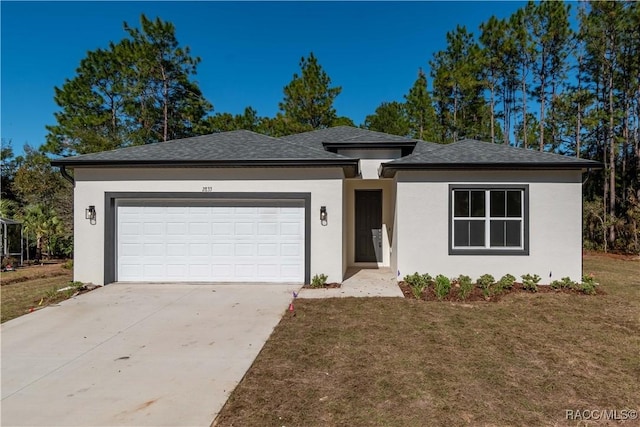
[449,185,529,255]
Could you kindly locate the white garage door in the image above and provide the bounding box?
[117,201,305,283]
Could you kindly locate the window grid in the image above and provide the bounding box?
[452,189,524,250]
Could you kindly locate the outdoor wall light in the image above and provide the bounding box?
[85,205,96,225]
[320,206,327,226]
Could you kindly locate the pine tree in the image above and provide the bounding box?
[44,14,211,156]
[363,102,410,136]
[279,52,342,130]
[404,68,439,141]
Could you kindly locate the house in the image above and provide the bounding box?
[51,126,601,286]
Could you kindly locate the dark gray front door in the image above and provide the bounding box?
[355,190,383,262]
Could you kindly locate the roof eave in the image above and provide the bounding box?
[379,161,604,178]
[322,141,417,150]
[51,158,360,178]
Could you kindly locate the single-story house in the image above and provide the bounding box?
[51,126,601,285]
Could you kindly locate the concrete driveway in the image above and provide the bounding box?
[1,283,299,426]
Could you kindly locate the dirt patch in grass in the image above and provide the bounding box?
[1,263,71,286]
[214,255,640,427]
[1,263,76,322]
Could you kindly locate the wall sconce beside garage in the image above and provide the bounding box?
[320,206,327,226]
[85,205,96,225]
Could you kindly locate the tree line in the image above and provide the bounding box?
[1,1,639,259]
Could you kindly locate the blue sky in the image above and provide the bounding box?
[2,1,526,155]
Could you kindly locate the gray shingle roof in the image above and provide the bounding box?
[380,138,602,177]
[51,128,602,179]
[281,126,417,150]
[52,130,353,165]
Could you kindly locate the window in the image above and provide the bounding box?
[449,185,529,255]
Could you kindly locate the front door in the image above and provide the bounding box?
[355,190,383,263]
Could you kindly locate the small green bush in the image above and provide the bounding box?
[580,274,598,295]
[457,275,474,300]
[550,276,577,290]
[404,272,432,299]
[476,274,495,296]
[62,259,74,270]
[311,273,328,288]
[434,275,451,300]
[521,274,541,292]
[496,274,516,292]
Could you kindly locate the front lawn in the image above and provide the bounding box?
[1,263,74,323]
[214,254,640,426]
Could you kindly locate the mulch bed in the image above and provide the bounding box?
[398,281,605,302]
[301,282,342,289]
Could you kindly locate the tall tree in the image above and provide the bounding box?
[1,139,17,202]
[430,25,488,142]
[279,52,342,130]
[205,107,262,133]
[122,15,211,143]
[479,16,505,144]
[510,6,536,149]
[44,14,211,157]
[44,46,130,156]
[363,101,410,136]
[527,1,572,151]
[404,68,439,141]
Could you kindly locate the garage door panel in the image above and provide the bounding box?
[234,264,256,278]
[234,223,254,235]
[143,223,163,235]
[166,243,186,256]
[257,264,278,278]
[234,243,254,256]
[143,264,165,277]
[166,264,187,277]
[212,264,233,278]
[258,243,278,256]
[188,222,209,235]
[143,243,164,256]
[280,264,301,277]
[212,243,233,256]
[189,243,210,256]
[258,222,278,235]
[120,243,143,256]
[212,222,233,235]
[281,243,301,256]
[117,203,304,283]
[281,222,302,235]
[166,222,187,235]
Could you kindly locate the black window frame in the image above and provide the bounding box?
[448,184,529,256]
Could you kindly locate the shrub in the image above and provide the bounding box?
[550,276,577,290]
[497,274,516,292]
[434,275,451,300]
[457,275,474,300]
[311,273,328,288]
[404,272,432,299]
[62,259,74,270]
[580,273,598,295]
[521,274,541,292]
[476,274,495,296]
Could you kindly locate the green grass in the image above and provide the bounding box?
[214,255,640,426]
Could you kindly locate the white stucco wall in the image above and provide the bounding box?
[338,148,401,179]
[394,170,584,283]
[72,167,345,285]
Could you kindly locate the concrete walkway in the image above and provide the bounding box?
[1,283,299,427]
[297,267,403,299]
